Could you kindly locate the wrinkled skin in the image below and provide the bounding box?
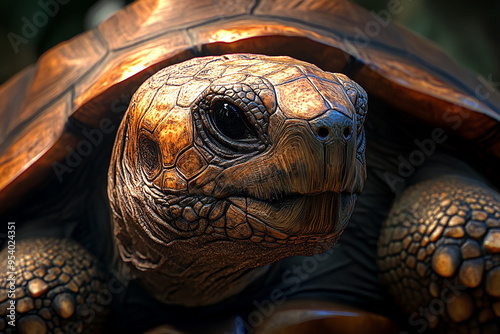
[108,54,367,306]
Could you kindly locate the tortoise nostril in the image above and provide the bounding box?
[309,111,355,143]
[343,126,352,139]
[317,127,329,139]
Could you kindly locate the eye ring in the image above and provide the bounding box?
[209,101,257,141]
[200,97,261,155]
[193,81,273,159]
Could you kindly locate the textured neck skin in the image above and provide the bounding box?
[112,236,273,307]
[198,264,271,306]
[129,259,272,307]
[112,208,335,306]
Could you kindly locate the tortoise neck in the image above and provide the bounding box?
[200,264,272,306]
[127,260,272,307]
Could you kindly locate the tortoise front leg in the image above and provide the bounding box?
[0,238,109,333]
[378,173,500,333]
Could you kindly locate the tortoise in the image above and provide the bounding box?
[0,0,500,333]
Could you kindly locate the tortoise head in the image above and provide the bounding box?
[108,54,367,306]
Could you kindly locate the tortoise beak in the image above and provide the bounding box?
[239,191,357,236]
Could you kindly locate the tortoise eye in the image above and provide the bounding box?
[210,102,257,141]
[193,81,271,159]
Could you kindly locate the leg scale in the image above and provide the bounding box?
[378,176,500,333]
[0,238,109,334]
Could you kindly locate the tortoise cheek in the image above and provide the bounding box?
[175,147,208,181]
[157,168,187,193]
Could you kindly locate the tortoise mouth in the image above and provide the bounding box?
[228,191,356,239]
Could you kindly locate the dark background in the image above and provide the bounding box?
[0,0,499,88]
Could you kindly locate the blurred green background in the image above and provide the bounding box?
[0,0,499,88]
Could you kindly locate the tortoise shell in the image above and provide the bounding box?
[1,0,499,213]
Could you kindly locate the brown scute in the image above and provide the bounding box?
[27,279,49,298]
[484,230,500,253]
[432,245,461,277]
[458,258,484,288]
[53,293,76,319]
[275,78,328,120]
[447,293,475,323]
[485,267,500,297]
[18,315,48,334]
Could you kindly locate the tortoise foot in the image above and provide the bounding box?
[378,176,500,333]
[0,238,109,334]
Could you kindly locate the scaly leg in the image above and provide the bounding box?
[378,171,500,333]
[0,238,109,333]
